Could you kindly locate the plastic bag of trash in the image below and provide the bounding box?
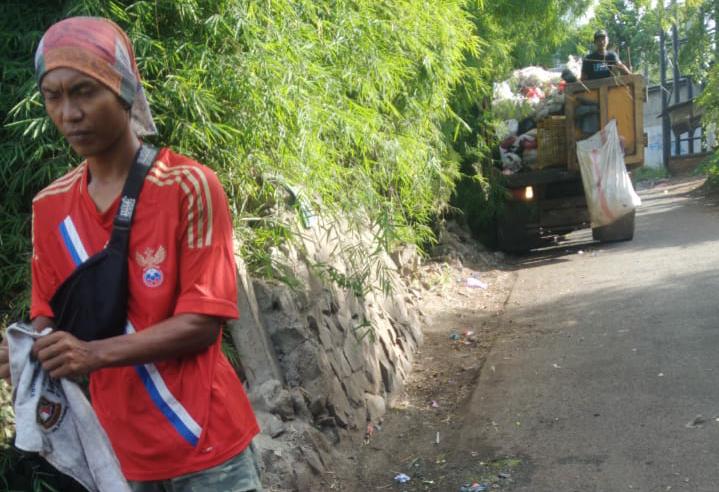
[576,120,641,227]
[500,149,522,174]
[563,55,583,81]
[496,119,519,141]
[513,66,562,89]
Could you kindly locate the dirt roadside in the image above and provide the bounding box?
[329,222,522,492]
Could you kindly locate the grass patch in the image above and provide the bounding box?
[630,166,669,185]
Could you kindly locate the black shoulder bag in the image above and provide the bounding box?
[49,144,158,342]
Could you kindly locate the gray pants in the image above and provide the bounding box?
[128,446,263,492]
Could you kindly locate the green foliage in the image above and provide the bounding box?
[695,152,719,187]
[0,2,73,321]
[221,329,242,371]
[451,161,507,248]
[681,2,719,170]
[678,0,719,82]
[699,68,719,131]
[449,0,597,91]
[686,1,719,113]
[0,382,13,446]
[467,0,593,70]
[1,0,477,319]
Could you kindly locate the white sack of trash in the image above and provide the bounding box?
[576,119,641,228]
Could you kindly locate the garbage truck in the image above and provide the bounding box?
[494,74,646,252]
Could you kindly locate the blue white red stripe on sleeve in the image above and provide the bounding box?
[59,216,89,266]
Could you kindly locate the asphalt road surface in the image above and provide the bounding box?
[462,179,719,492]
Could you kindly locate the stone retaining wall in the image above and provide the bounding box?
[228,214,423,490]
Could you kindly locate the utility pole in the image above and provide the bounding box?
[671,0,681,156]
[660,27,670,169]
[688,76,694,153]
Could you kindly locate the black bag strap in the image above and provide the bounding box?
[107,144,158,252]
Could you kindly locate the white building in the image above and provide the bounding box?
[644,78,713,169]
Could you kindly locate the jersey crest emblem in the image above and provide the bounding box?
[37,396,64,430]
[136,246,166,288]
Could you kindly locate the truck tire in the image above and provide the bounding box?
[497,229,527,253]
[496,221,540,253]
[592,210,635,242]
[495,200,542,253]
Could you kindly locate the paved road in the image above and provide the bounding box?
[462,179,719,491]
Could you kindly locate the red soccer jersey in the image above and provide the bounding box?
[30,148,259,481]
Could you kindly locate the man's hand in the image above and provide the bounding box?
[615,61,632,75]
[0,337,9,383]
[32,331,100,379]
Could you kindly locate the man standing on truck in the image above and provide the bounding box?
[581,29,632,81]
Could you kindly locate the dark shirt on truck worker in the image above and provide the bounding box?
[581,29,631,81]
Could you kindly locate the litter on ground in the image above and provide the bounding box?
[394,473,411,483]
[466,277,488,289]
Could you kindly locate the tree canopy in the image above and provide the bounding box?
[676,0,719,171]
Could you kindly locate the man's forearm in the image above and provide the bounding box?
[30,313,222,378]
[617,62,631,74]
[90,314,221,368]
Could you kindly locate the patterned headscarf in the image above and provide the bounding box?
[34,16,157,136]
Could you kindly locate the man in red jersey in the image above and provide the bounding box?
[0,17,261,491]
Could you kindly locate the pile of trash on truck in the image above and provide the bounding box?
[493,57,582,175]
